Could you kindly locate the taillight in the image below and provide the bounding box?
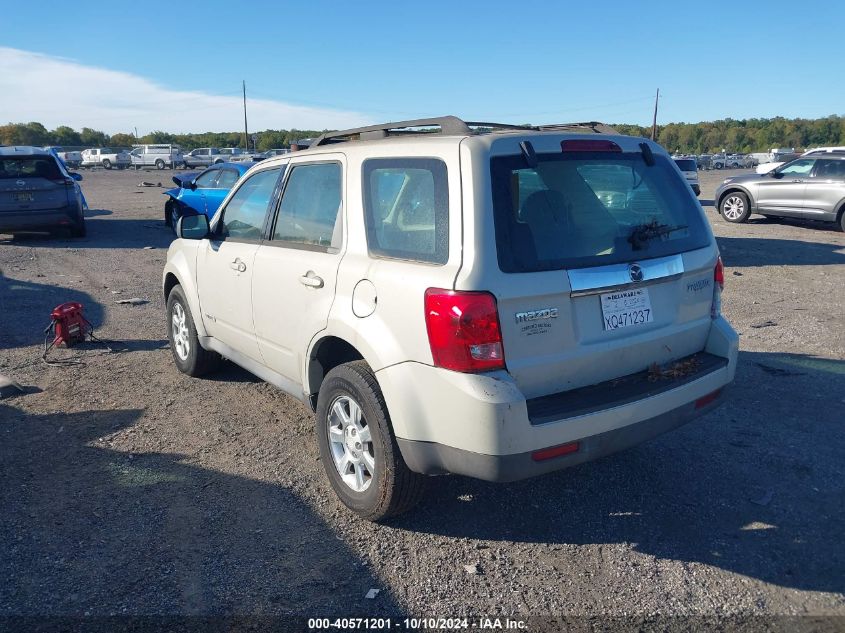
[711,256,724,319]
[424,288,505,372]
[561,139,622,152]
[714,256,724,290]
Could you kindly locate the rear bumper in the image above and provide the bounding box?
[0,204,81,232]
[378,317,738,482]
[397,388,725,482]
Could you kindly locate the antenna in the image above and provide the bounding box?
[242,80,249,150]
[651,88,660,141]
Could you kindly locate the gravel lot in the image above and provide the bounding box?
[1,167,843,622]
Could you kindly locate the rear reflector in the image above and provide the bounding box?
[695,389,722,409]
[531,441,580,462]
[561,139,622,152]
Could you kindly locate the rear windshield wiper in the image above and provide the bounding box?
[627,221,688,250]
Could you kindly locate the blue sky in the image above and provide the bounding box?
[2,0,843,133]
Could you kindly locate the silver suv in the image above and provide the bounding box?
[716,154,845,231]
[163,116,738,520]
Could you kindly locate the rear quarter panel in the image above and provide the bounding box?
[310,140,465,391]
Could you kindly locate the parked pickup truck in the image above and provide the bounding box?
[80,148,131,169]
[712,153,753,169]
[44,147,83,169]
[183,147,256,168]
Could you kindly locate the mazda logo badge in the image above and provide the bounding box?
[629,263,644,282]
[16,180,25,187]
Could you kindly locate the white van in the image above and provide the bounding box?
[130,144,184,170]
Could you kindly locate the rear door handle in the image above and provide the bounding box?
[230,258,246,272]
[299,273,324,288]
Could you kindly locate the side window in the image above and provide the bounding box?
[362,158,449,264]
[813,159,845,179]
[273,163,342,249]
[216,169,240,189]
[779,159,815,176]
[194,169,220,189]
[218,167,281,240]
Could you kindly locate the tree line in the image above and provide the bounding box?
[2,115,844,154]
[0,122,323,152]
[613,115,845,154]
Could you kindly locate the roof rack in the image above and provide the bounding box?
[311,116,540,146]
[310,116,614,146]
[538,121,618,134]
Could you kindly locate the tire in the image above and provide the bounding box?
[214,159,223,165]
[170,207,182,235]
[166,285,220,377]
[720,191,751,223]
[316,361,426,521]
[838,209,845,233]
[155,159,165,170]
[102,159,112,170]
[164,200,180,230]
[69,217,86,238]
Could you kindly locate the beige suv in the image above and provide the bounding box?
[162,116,738,520]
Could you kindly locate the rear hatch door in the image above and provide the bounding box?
[0,156,70,213]
[483,138,717,399]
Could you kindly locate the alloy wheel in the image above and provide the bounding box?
[171,302,190,361]
[327,395,375,492]
[723,196,745,220]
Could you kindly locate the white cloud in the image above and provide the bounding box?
[0,47,372,134]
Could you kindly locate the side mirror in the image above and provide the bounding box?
[70,172,83,182]
[188,180,197,190]
[770,171,783,179]
[178,213,210,240]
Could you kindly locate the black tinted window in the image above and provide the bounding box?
[490,152,709,272]
[0,157,62,179]
[273,163,342,249]
[218,168,281,240]
[362,158,449,264]
[674,159,697,172]
[813,159,845,179]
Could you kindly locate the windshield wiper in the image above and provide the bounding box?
[627,221,688,250]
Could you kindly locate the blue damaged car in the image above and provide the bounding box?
[163,162,250,232]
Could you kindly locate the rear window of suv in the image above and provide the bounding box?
[490,151,709,272]
[0,157,62,180]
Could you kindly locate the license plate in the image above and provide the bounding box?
[600,288,653,330]
[13,192,34,202]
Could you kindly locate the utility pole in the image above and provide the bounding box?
[651,88,660,141]
[242,80,249,150]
